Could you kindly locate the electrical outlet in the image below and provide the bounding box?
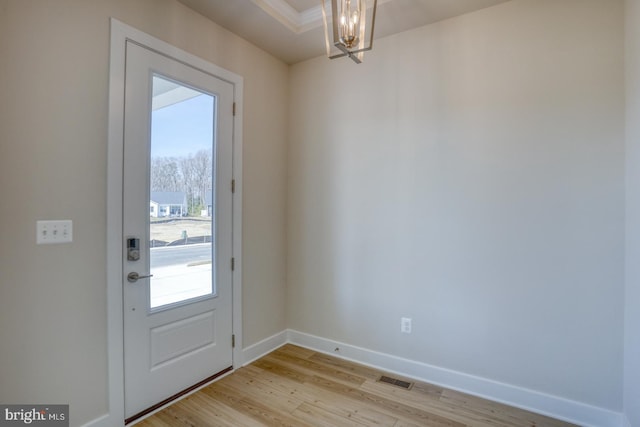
[37,220,73,244]
[401,317,412,334]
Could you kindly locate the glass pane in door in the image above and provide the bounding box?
[148,75,216,309]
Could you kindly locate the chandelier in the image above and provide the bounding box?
[321,0,378,64]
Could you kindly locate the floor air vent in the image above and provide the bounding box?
[378,375,413,390]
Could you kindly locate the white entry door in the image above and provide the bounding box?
[123,41,234,421]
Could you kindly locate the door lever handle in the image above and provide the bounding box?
[127,272,153,283]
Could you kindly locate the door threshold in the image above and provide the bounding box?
[125,366,233,425]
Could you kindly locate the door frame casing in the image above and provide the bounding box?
[105,18,243,426]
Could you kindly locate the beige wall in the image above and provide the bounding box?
[0,1,288,425]
[288,0,624,411]
[625,0,640,425]
[0,0,632,424]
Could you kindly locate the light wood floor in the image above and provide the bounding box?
[136,344,577,427]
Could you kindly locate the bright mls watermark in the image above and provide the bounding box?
[0,405,68,426]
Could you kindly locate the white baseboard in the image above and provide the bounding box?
[80,413,110,427]
[84,329,625,427]
[287,329,624,427]
[241,330,288,366]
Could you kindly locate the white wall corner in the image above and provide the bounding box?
[286,329,625,427]
[241,330,288,366]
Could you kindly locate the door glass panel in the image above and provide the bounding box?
[149,75,216,309]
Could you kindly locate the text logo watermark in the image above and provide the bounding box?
[0,406,68,426]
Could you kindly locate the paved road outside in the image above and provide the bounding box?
[150,243,211,268]
[149,243,213,308]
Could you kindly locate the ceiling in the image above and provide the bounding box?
[177,0,511,64]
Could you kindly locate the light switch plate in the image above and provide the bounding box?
[37,220,73,244]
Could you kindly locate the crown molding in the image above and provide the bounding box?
[251,0,388,34]
[251,0,305,32]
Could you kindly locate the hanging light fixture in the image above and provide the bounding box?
[321,0,377,64]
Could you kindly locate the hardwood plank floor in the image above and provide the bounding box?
[136,345,577,427]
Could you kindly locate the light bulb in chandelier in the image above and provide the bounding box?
[339,0,361,48]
